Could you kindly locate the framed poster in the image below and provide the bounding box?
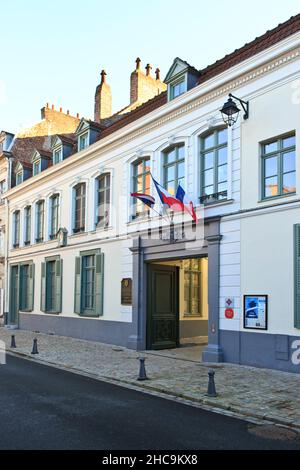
[243,295,268,330]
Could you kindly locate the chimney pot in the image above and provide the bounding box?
[155,68,161,80]
[100,70,107,84]
[46,102,49,108]
[67,110,69,115]
[60,107,62,113]
[51,104,54,110]
[76,113,79,119]
[135,57,141,70]
[145,64,152,76]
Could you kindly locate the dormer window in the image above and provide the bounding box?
[75,118,103,153]
[33,160,41,176]
[170,78,186,100]
[52,135,75,164]
[165,57,200,102]
[79,132,89,151]
[16,171,23,185]
[53,148,62,164]
[31,149,51,176]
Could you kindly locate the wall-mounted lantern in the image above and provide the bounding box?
[220,93,249,127]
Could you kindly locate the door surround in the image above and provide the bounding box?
[129,216,223,362]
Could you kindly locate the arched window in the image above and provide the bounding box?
[163,145,185,195]
[49,194,60,239]
[24,206,31,245]
[132,157,151,219]
[96,174,110,229]
[200,128,228,203]
[73,183,86,233]
[13,210,20,248]
[35,200,45,243]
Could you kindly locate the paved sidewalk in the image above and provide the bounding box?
[1,328,300,430]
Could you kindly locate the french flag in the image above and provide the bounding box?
[131,192,155,208]
[151,177,185,213]
[176,184,198,223]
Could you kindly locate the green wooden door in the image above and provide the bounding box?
[10,265,19,325]
[147,264,179,350]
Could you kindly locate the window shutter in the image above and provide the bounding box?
[295,225,300,328]
[55,259,62,313]
[18,265,24,310]
[28,263,35,311]
[74,256,81,314]
[95,252,104,316]
[40,262,46,312]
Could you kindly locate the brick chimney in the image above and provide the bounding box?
[94,70,112,122]
[130,58,167,105]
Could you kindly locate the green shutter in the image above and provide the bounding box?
[18,265,24,310]
[41,262,46,312]
[28,264,35,311]
[74,256,81,314]
[55,259,62,313]
[295,224,300,328]
[95,252,104,316]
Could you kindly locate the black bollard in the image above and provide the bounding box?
[137,357,148,381]
[206,370,217,397]
[31,338,39,355]
[11,335,16,348]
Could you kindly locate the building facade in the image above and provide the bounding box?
[4,14,300,372]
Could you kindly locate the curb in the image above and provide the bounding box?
[5,348,300,433]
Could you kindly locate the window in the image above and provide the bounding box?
[132,157,151,219]
[74,250,104,317]
[24,206,31,245]
[79,132,88,151]
[50,194,59,239]
[0,180,6,194]
[184,259,202,317]
[200,128,228,203]
[163,145,185,196]
[13,211,20,248]
[41,257,62,313]
[36,200,44,243]
[73,183,86,233]
[33,160,41,176]
[261,134,296,199]
[170,78,186,99]
[96,174,110,228]
[16,171,23,185]
[82,255,95,312]
[53,148,62,165]
[19,263,34,311]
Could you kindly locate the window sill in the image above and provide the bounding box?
[78,313,100,318]
[258,192,296,204]
[200,198,234,209]
[43,311,60,315]
[127,216,151,226]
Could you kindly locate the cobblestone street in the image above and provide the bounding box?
[1,328,300,430]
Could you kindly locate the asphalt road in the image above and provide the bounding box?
[0,354,299,450]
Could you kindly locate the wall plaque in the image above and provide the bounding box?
[121,278,132,305]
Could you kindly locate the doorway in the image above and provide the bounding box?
[146,257,208,357]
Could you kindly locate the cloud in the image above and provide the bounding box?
[0,80,7,105]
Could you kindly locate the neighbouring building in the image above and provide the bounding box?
[0,106,81,323]
[4,15,300,373]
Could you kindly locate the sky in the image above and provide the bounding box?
[0,0,300,134]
